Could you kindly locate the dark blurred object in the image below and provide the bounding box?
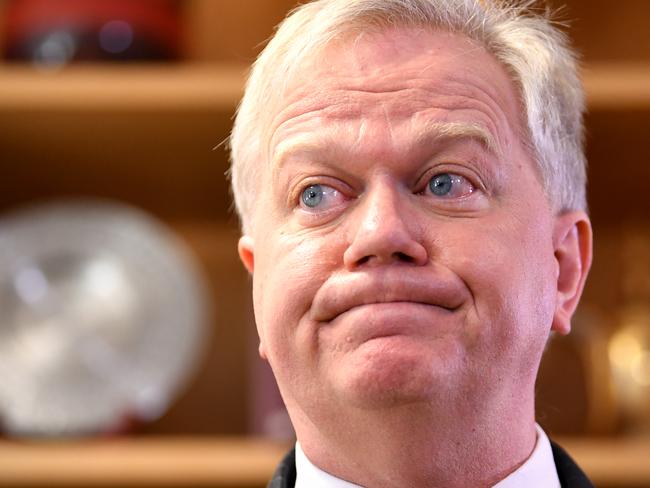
[537,305,619,437]
[0,200,209,437]
[2,0,183,68]
[609,225,650,435]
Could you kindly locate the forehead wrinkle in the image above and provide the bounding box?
[380,101,397,150]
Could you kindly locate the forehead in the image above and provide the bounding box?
[266,26,524,170]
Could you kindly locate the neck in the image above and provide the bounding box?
[292,395,537,488]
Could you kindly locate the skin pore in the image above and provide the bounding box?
[238,27,592,488]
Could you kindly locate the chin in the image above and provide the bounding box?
[333,336,460,409]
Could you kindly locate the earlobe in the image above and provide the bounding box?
[238,235,255,274]
[551,211,593,335]
[239,235,267,358]
[258,342,268,360]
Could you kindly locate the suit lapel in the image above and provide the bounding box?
[551,441,594,488]
[268,448,297,488]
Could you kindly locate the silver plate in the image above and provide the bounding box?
[0,200,209,436]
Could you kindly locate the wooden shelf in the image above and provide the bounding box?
[559,436,650,488]
[0,437,289,487]
[0,63,246,112]
[0,436,649,487]
[583,63,650,110]
[0,62,648,113]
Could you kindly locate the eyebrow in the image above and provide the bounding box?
[272,120,500,171]
[413,121,500,157]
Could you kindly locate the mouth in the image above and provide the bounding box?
[343,300,457,316]
[310,270,466,324]
[320,300,460,347]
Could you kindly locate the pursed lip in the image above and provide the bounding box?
[310,268,467,324]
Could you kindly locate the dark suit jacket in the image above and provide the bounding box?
[268,441,594,488]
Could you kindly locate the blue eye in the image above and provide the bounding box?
[299,183,345,212]
[301,184,324,208]
[429,173,453,196]
[427,173,475,198]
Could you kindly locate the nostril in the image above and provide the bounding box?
[357,255,371,266]
[353,252,416,267]
[394,252,414,263]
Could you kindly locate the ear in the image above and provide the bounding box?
[238,235,268,359]
[551,211,593,335]
[238,235,255,274]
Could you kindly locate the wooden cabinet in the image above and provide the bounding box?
[1,1,649,486]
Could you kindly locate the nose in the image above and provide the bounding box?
[343,181,428,269]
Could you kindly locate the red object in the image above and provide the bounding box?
[4,0,183,60]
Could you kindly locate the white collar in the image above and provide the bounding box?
[294,424,560,488]
[295,442,363,488]
[493,424,560,488]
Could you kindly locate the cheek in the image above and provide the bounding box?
[443,215,558,350]
[252,229,344,361]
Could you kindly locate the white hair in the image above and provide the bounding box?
[230,0,586,234]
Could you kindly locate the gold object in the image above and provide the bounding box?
[609,304,650,432]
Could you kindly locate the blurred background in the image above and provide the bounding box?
[0,0,648,487]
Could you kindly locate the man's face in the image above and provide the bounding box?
[239,28,585,423]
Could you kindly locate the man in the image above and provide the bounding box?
[230,1,593,486]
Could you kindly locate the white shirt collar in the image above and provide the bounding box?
[493,424,560,488]
[295,424,560,488]
[295,441,363,488]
